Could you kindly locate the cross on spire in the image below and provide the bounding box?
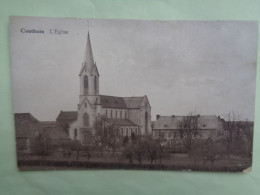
[87,20,92,34]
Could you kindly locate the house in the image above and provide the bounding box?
[14,113,41,153]
[152,115,224,148]
[15,113,70,155]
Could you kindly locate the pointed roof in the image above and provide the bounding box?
[84,32,95,73]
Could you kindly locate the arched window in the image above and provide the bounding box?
[83,113,89,127]
[94,76,97,91]
[84,75,88,89]
[126,128,128,136]
[145,111,148,135]
[120,110,122,118]
[74,129,78,139]
[125,111,127,118]
[111,110,113,118]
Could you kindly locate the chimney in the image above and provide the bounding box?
[156,115,160,120]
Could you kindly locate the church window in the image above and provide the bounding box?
[145,111,148,135]
[84,75,88,89]
[94,76,97,91]
[74,129,78,139]
[83,113,89,127]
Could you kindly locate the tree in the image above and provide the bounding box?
[143,137,163,165]
[221,112,253,158]
[123,144,134,166]
[222,112,241,144]
[188,139,204,167]
[32,133,53,160]
[123,136,129,146]
[93,116,119,157]
[178,114,199,151]
[70,140,82,161]
[132,137,147,165]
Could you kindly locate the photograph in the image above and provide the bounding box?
[10,16,257,172]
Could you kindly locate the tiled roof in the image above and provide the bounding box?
[99,95,127,109]
[123,97,144,109]
[105,118,138,126]
[56,111,78,121]
[153,115,222,130]
[15,113,70,140]
[14,113,41,137]
[15,113,39,123]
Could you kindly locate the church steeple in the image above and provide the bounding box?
[84,32,95,73]
[79,31,99,96]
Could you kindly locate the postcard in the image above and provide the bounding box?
[10,16,257,171]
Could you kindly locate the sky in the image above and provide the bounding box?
[10,16,258,121]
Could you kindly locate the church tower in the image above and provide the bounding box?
[76,32,100,142]
[79,32,99,96]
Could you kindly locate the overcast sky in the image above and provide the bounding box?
[10,16,258,121]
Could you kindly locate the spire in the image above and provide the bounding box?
[84,32,95,72]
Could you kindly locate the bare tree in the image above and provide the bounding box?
[178,114,199,151]
[93,116,118,157]
[32,133,53,160]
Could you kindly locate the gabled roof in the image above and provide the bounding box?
[15,113,39,123]
[56,111,78,121]
[99,95,127,109]
[153,115,222,130]
[105,118,138,126]
[14,113,41,138]
[123,97,144,109]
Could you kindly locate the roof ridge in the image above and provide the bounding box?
[122,96,145,98]
[158,115,218,117]
[99,94,125,98]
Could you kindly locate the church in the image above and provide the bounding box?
[56,32,152,144]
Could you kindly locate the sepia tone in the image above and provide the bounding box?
[10,16,257,172]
